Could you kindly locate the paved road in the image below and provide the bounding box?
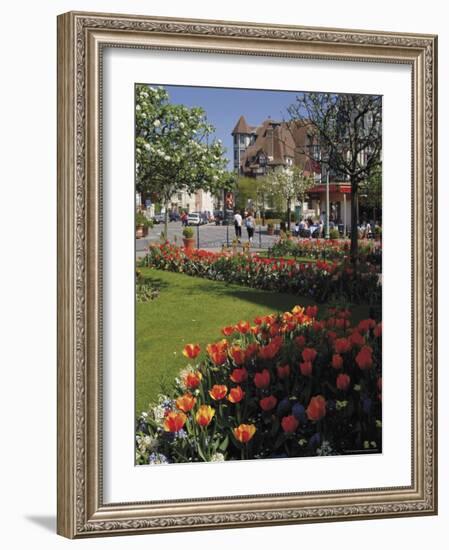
[136,221,280,257]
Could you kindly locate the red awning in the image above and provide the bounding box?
[308,184,351,194]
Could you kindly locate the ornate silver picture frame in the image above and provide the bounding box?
[57,11,437,538]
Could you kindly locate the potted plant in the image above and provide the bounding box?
[374,225,382,241]
[136,211,152,238]
[329,228,340,240]
[182,226,195,250]
[267,222,274,236]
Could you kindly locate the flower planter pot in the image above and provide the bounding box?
[183,237,195,250]
[136,225,144,238]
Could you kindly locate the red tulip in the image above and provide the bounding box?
[334,338,351,354]
[299,361,313,376]
[355,346,373,370]
[302,347,318,362]
[276,364,290,379]
[336,373,351,391]
[306,395,327,421]
[331,354,343,370]
[281,415,299,433]
[229,345,246,366]
[259,395,278,411]
[254,369,270,389]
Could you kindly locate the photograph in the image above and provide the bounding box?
[134,84,383,465]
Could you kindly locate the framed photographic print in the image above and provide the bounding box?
[57,11,438,538]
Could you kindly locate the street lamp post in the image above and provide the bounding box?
[325,170,330,239]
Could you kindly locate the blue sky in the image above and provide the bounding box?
[151,84,303,169]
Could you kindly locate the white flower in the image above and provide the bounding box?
[136,105,141,111]
[179,122,185,129]
[144,143,151,151]
[153,119,161,127]
[164,155,171,161]
[210,452,225,462]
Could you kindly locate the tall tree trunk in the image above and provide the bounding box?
[350,178,358,265]
[287,198,291,230]
[262,193,266,226]
[164,200,169,242]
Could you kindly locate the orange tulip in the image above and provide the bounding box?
[183,370,202,390]
[222,325,235,336]
[227,385,245,403]
[207,341,228,366]
[195,405,215,427]
[163,411,187,432]
[209,384,228,401]
[233,423,256,443]
[182,344,201,359]
[235,320,251,334]
[175,393,196,412]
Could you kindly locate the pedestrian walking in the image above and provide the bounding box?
[234,210,242,241]
[245,211,255,243]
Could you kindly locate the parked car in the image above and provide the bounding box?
[152,213,165,224]
[187,212,203,226]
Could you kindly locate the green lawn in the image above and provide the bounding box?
[136,268,371,415]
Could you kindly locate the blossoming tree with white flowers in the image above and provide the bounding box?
[268,166,315,231]
[135,84,231,236]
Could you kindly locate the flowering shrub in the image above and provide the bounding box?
[268,238,382,265]
[136,305,382,464]
[141,243,381,304]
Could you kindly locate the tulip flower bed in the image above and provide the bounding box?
[136,305,382,464]
[268,238,382,265]
[142,243,381,304]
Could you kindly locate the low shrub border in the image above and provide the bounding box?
[268,237,382,265]
[140,242,381,304]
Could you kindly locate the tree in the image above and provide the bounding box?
[135,84,229,237]
[287,92,382,262]
[234,177,258,211]
[358,165,382,222]
[267,166,314,230]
